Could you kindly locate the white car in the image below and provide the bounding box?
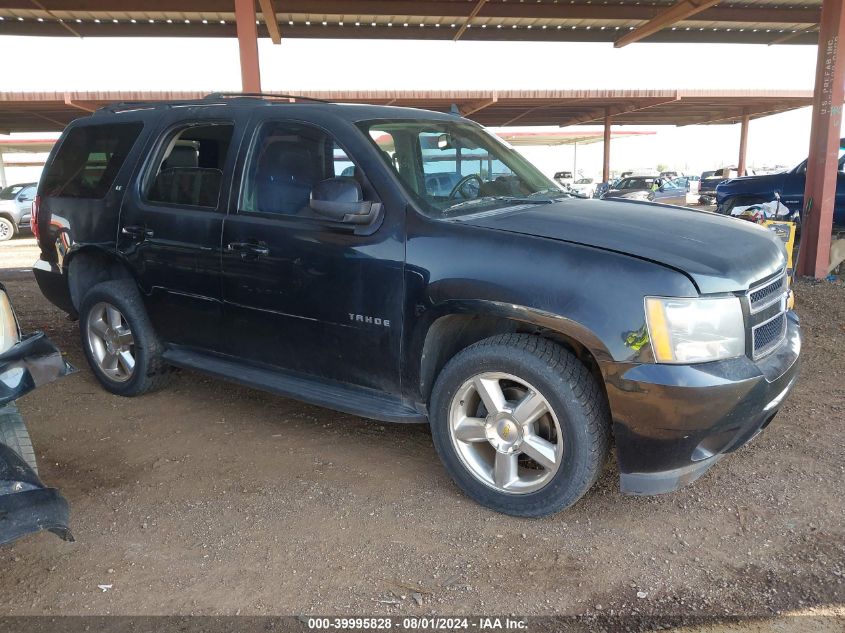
[570,178,596,198]
[553,170,574,189]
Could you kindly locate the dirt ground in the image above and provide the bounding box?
[0,238,842,627]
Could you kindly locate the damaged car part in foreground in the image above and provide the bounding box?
[0,284,74,545]
[32,96,800,517]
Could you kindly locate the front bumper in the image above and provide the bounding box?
[606,312,801,495]
[0,442,72,546]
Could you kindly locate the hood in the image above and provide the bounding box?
[720,173,783,189]
[458,198,786,294]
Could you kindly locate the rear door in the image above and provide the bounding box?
[219,116,405,392]
[118,109,245,350]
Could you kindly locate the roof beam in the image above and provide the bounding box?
[28,0,82,36]
[1,1,820,25]
[257,0,281,44]
[500,105,551,127]
[769,26,817,46]
[558,96,680,126]
[63,91,96,112]
[614,0,722,48]
[459,95,498,117]
[453,0,487,42]
[680,105,802,126]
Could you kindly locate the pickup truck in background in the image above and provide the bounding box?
[716,147,845,228]
[699,167,754,204]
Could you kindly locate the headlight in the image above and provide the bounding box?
[644,296,745,364]
[0,290,21,354]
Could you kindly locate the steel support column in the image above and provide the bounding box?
[602,109,612,183]
[234,0,262,93]
[0,153,6,188]
[797,0,845,278]
[737,111,750,177]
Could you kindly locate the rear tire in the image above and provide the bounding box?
[0,403,38,474]
[0,217,16,242]
[429,334,610,517]
[79,280,170,397]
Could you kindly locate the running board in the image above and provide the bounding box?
[161,347,427,424]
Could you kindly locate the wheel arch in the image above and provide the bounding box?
[66,247,135,312]
[416,301,611,406]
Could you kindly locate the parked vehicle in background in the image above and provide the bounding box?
[699,167,754,205]
[0,283,73,545]
[570,177,596,198]
[653,179,691,205]
[601,176,665,201]
[660,171,680,180]
[553,170,574,189]
[685,174,701,193]
[716,144,845,228]
[32,95,800,517]
[0,182,37,241]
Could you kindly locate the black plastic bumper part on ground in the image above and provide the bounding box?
[0,442,73,545]
[607,312,801,496]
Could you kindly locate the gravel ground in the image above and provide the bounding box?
[0,238,842,628]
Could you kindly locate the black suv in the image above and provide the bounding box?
[32,94,800,517]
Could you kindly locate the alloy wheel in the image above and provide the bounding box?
[85,301,136,382]
[448,372,564,494]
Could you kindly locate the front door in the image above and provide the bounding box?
[220,119,405,392]
[118,111,243,350]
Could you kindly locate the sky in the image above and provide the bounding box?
[0,35,825,182]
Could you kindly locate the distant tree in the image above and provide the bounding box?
[656,163,669,173]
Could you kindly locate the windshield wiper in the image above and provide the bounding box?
[527,187,572,199]
[443,195,555,215]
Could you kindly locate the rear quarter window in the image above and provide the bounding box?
[41,122,143,199]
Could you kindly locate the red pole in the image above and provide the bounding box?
[796,0,845,278]
[234,0,262,93]
[602,109,612,183]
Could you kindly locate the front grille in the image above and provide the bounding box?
[747,270,788,359]
[752,312,787,358]
[749,273,787,314]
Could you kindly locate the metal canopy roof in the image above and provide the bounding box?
[498,130,655,145]
[0,89,814,133]
[0,1,821,46]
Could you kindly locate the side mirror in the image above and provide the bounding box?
[309,177,376,225]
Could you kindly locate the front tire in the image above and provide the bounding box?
[79,280,170,397]
[0,217,16,242]
[0,403,38,474]
[429,334,610,517]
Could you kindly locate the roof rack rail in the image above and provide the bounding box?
[94,99,212,115]
[203,92,330,104]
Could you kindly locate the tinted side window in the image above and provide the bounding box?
[41,122,143,199]
[241,122,359,216]
[145,122,234,209]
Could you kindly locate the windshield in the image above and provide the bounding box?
[0,185,25,200]
[358,120,567,218]
[575,178,593,184]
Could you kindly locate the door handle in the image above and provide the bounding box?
[122,225,154,239]
[227,241,270,258]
